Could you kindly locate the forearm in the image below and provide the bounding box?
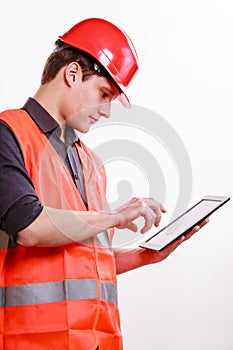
[17,197,167,248]
[17,206,117,247]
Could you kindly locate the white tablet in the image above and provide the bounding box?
[139,195,230,251]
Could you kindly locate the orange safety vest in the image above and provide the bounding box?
[0,109,122,350]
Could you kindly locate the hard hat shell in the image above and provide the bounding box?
[59,18,139,107]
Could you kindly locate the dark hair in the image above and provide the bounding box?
[41,39,117,87]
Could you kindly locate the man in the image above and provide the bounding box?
[0,18,208,349]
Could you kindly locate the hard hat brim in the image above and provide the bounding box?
[117,92,131,109]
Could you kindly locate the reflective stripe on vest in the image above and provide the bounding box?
[0,279,117,307]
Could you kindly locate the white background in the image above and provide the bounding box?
[0,1,232,349]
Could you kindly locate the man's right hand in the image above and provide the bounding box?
[113,197,166,234]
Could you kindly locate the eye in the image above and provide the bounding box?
[101,89,110,100]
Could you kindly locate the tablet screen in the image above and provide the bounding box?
[139,195,230,251]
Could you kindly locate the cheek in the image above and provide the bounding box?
[82,85,101,106]
[64,83,100,120]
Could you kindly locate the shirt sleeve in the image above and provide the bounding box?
[0,120,43,243]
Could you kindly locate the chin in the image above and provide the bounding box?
[67,120,90,134]
[75,126,90,134]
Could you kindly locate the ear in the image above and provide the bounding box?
[64,62,82,87]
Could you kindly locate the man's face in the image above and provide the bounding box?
[65,75,119,133]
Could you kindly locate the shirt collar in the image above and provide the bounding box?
[22,97,80,144]
[22,97,58,133]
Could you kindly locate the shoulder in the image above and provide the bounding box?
[0,119,24,162]
[0,109,31,135]
[0,110,31,156]
[0,118,22,146]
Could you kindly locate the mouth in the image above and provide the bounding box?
[89,116,99,124]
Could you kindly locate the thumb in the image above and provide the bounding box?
[122,222,138,232]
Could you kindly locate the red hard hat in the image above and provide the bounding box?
[59,18,139,108]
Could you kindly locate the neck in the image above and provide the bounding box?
[33,82,66,140]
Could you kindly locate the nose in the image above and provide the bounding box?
[98,102,111,119]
